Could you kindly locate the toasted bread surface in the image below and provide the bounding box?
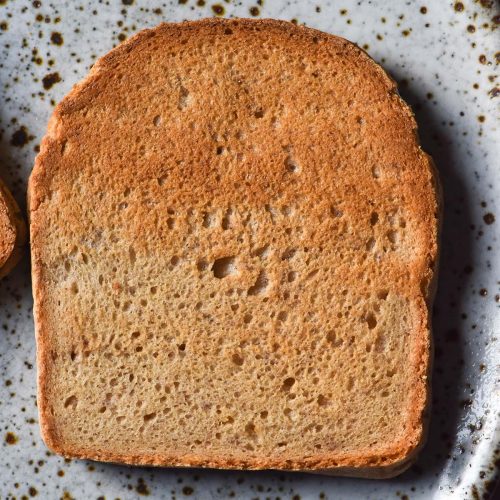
[0,177,26,278]
[29,19,440,476]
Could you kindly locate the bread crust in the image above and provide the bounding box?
[29,18,441,477]
[0,177,26,278]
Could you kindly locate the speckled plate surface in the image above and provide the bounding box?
[0,1,499,499]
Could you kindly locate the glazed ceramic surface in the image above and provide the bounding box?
[0,1,498,498]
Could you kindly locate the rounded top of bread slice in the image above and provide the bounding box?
[29,19,439,475]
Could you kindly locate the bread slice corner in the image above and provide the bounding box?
[0,177,26,278]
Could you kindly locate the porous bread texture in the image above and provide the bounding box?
[0,189,15,269]
[29,18,440,476]
[0,177,26,278]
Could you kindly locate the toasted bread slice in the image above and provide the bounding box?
[29,19,440,477]
[0,177,26,278]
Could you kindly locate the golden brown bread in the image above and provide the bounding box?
[29,18,440,477]
[0,177,26,278]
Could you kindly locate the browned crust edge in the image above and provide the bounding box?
[0,177,27,278]
[29,17,441,477]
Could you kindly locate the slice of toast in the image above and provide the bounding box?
[29,19,440,477]
[0,177,26,278]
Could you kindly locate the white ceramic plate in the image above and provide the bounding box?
[0,1,498,498]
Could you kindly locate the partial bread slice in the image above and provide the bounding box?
[0,177,26,278]
[29,19,440,477]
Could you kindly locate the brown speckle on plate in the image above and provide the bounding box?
[211,4,225,16]
[483,213,495,224]
[5,432,19,445]
[10,126,32,147]
[50,31,63,45]
[41,72,61,90]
